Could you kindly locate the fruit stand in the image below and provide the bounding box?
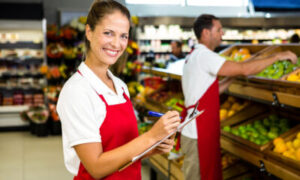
[138,44,300,180]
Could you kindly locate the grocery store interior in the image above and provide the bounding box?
[1,0,300,179]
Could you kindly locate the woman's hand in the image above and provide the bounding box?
[147,111,181,142]
[144,134,176,157]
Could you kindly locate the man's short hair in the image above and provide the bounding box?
[172,40,182,48]
[193,14,219,40]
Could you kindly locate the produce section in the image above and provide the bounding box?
[139,44,300,179]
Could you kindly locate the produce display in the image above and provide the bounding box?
[165,98,184,112]
[220,96,250,121]
[284,68,300,82]
[256,58,300,79]
[221,153,239,169]
[223,114,292,145]
[272,132,300,161]
[222,48,252,62]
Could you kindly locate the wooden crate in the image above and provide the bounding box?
[247,45,300,87]
[221,111,300,151]
[149,154,184,180]
[265,126,300,171]
[219,44,272,61]
[221,103,267,128]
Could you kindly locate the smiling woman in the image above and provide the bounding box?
[56,0,181,180]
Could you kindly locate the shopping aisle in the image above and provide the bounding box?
[0,132,153,180]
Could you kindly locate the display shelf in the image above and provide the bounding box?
[0,42,43,49]
[142,66,182,80]
[221,136,300,180]
[0,58,43,65]
[0,19,46,127]
[0,105,29,113]
[227,82,300,109]
[142,66,300,109]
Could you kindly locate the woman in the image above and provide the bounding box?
[57,0,181,179]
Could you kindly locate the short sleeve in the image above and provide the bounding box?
[200,51,226,76]
[57,86,104,148]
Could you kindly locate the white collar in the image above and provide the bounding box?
[77,62,123,96]
[194,43,206,49]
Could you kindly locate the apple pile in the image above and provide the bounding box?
[223,114,292,145]
[256,58,300,79]
[272,132,300,161]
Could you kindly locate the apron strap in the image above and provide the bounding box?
[175,102,197,151]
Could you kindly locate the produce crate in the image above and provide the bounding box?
[145,80,183,112]
[149,154,184,180]
[219,44,272,62]
[265,126,300,171]
[247,45,300,87]
[221,110,300,151]
[219,95,268,127]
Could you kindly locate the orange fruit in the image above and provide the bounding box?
[274,143,287,153]
[273,138,284,146]
[296,148,300,161]
[297,132,300,140]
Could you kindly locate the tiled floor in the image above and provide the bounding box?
[0,131,159,180]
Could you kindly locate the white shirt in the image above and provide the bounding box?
[57,62,130,175]
[181,44,225,139]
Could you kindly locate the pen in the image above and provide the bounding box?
[148,111,183,119]
[148,111,164,117]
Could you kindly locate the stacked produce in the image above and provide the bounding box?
[221,153,238,169]
[285,69,300,82]
[220,96,250,121]
[222,48,252,62]
[165,98,184,112]
[256,58,300,79]
[223,114,292,145]
[272,132,300,161]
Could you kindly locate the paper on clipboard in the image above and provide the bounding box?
[119,103,204,171]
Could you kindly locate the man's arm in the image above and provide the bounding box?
[218,51,297,77]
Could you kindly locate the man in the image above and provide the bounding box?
[180,14,297,180]
[169,40,185,62]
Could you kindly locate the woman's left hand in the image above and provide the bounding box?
[154,138,175,154]
[144,134,176,158]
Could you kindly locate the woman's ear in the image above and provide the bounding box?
[85,24,92,42]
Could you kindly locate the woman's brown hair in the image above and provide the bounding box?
[85,0,131,53]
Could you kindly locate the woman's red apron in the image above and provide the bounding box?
[74,71,141,180]
[180,79,222,180]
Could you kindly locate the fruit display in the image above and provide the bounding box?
[138,122,153,135]
[283,68,300,83]
[220,96,250,121]
[165,98,184,112]
[256,58,300,79]
[221,153,239,170]
[223,114,294,146]
[127,81,145,98]
[227,48,252,62]
[272,132,300,161]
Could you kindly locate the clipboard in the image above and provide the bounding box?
[119,102,204,171]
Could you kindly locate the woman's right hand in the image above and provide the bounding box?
[147,111,181,142]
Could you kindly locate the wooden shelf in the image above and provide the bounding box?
[142,66,182,80]
[141,66,300,109]
[221,136,300,180]
[0,105,29,113]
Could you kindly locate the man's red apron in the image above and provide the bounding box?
[74,71,141,180]
[180,79,222,180]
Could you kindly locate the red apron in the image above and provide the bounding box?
[180,79,222,180]
[74,71,141,180]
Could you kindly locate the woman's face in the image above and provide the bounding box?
[86,11,130,67]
